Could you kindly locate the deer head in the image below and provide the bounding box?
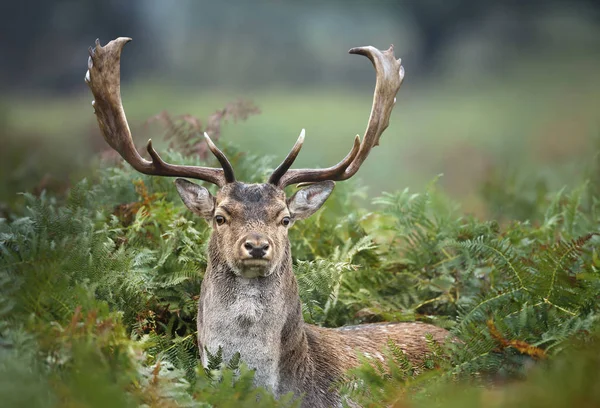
[85,37,404,279]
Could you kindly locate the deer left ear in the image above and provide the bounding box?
[175,178,215,219]
[287,180,335,220]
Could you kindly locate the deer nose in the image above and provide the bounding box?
[242,235,270,259]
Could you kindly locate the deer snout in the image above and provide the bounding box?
[241,234,271,259]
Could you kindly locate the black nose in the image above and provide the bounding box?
[244,240,270,258]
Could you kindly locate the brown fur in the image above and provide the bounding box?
[176,181,450,407]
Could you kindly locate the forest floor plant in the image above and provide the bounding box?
[1,105,599,407]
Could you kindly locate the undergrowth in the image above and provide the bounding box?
[1,105,599,407]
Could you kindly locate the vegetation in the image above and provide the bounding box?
[1,104,599,407]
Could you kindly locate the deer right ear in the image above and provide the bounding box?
[175,178,215,219]
[287,180,335,220]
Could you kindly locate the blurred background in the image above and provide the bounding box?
[1,0,599,215]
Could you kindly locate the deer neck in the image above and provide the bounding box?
[198,240,308,395]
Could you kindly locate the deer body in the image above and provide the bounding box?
[86,38,450,407]
[200,233,448,406]
[193,182,448,406]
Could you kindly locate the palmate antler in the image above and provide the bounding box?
[86,38,403,189]
[85,37,235,187]
[268,46,404,188]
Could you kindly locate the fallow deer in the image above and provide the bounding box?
[86,37,449,407]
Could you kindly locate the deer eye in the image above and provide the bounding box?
[215,215,226,225]
[281,216,291,227]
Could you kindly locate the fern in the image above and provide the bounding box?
[2,106,600,406]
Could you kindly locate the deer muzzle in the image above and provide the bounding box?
[240,233,272,260]
[234,233,274,278]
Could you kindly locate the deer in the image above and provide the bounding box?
[85,37,449,407]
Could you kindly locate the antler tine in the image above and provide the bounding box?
[203,133,235,183]
[272,45,404,188]
[270,133,360,187]
[86,37,232,187]
[267,129,305,185]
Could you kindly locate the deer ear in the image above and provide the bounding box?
[287,180,335,220]
[175,178,215,219]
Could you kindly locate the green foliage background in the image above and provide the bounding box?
[1,108,600,407]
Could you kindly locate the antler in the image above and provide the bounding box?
[269,45,404,188]
[85,37,235,187]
